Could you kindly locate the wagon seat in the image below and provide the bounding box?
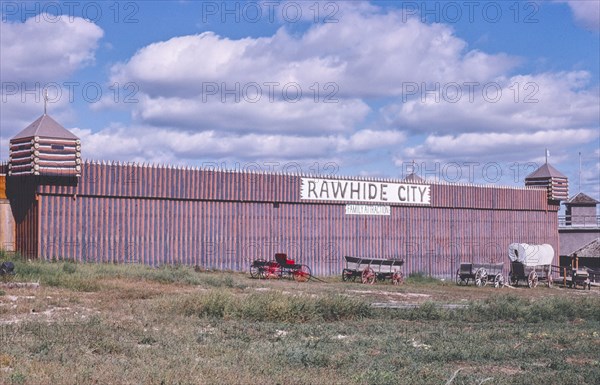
[275,253,295,266]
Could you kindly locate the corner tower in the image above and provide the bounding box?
[9,114,81,177]
[525,162,568,202]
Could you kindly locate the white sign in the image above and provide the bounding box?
[301,178,431,205]
[345,205,391,216]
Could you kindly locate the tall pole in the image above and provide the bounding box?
[579,151,582,193]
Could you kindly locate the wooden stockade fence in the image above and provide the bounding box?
[6,161,559,277]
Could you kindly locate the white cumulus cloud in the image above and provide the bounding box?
[0,14,104,138]
[561,0,600,30]
[1,14,103,83]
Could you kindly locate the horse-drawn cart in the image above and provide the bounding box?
[508,243,554,288]
[250,253,312,282]
[456,262,505,287]
[567,268,591,290]
[342,256,404,285]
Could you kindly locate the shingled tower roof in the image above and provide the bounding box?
[525,163,567,179]
[403,172,425,183]
[11,114,79,141]
[524,161,568,201]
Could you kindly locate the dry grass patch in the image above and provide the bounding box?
[0,258,599,384]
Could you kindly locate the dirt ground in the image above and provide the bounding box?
[2,274,597,326]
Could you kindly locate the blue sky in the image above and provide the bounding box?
[1,0,599,199]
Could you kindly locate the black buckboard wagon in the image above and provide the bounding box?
[342,256,404,285]
[456,262,505,288]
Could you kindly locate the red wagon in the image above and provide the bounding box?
[250,253,312,282]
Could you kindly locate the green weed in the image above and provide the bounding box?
[169,290,372,323]
[405,271,440,285]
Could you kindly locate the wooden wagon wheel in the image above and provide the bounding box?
[392,271,404,285]
[527,270,538,288]
[494,273,504,288]
[509,272,518,287]
[293,265,311,282]
[455,269,466,286]
[250,260,267,279]
[361,267,376,285]
[250,264,260,279]
[342,268,351,282]
[475,268,488,287]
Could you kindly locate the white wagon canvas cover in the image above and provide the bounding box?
[508,243,554,266]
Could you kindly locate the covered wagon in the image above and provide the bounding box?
[508,243,554,288]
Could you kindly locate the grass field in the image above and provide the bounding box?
[0,257,599,385]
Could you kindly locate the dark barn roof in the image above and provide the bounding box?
[571,238,600,258]
[11,114,79,141]
[566,192,599,205]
